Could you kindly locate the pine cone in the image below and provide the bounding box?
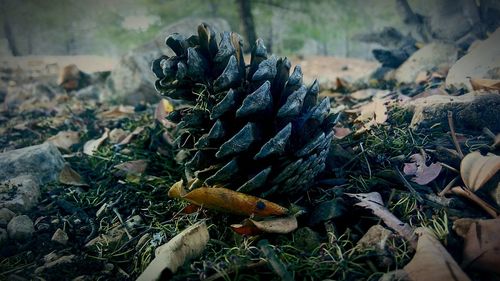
[152,23,333,198]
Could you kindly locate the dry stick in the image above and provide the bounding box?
[451,186,499,218]
[393,166,424,203]
[203,260,268,281]
[447,111,464,159]
[438,176,459,197]
[359,142,372,178]
[440,162,459,174]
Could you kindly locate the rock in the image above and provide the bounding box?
[51,228,69,245]
[404,91,500,132]
[0,175,41,212]
[0,228,7,247]
[0,208,15,226]
[308,198,347,226]
[74,85,100,100]
[104,17,230,105]
[446,28,500,90]
[58,64,91,91]
[7,215,34,241]
[395,43,458,84]
[356,225,393,267]
[35,255,76,275]
[293,227,322,252]
[0,142,65,183]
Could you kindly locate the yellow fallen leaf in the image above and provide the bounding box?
[404,227,471,281]
[83,128,109,156]
[469,78,500,91]
[168,180,288,217]
[45,131,80,152]
[58,164,88,187]
[460,151,500,191]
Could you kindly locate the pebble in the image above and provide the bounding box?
[0,208,15,226]
[0,228,8,247]
[7,215,35,241]
[51,228,69,245]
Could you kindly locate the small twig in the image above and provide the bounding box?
[203,260,268,281]
[439,162,459,174]
[482,127,496,140]
[393,166,423,203]
[359,142,372,178]
[112,208,133,240]
[438,176,459,197]
[447,111,464,159]
[451,186,499,218]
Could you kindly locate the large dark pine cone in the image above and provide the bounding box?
[152,23,334,198]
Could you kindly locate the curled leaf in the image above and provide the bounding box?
[231,216,298,235]
[83,128,109,156]
[137,221,209,281]
[404,227,471,281]
[58,164,88,187]
[99,105,135,119]
[114,159,148,176]
[117,126,145,146]
[168,180,288,217]
[461,151,500,191]
[45,131,80,152]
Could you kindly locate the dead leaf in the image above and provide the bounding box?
[108,128,128,144]
[114,160,148,176]
[181,203,202,214]
[155,99,175,128]
[231,216,298,235]
[136,221,209,281]
[403,153,442,185]
[350,89,389,101]
[451,186,498,218]
[45,131,80,151]
[469,78,500,91]
[461,218,500,274]
[355,99,388,124]
[83,128,109,156]
[58,164,88,187]
[117,126,144,146]
[347,192,417,248]
[452,218,479,238]
[461,151,500,191]
[168,180,288,217]
[404,227,471,281]
[333,126,352,139]
[99,105,135,119]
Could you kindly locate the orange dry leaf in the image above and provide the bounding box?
[168,180,288,217]
[469,78,500,91]
[460,151,500,191]
[461,218,500,274]
[404,227,471,281]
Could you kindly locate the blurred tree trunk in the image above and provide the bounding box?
[236,0,257,52]
[1,0,20,56]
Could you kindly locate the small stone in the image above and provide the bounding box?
[0,228,8,247]
[35,255,76,274]
[0,208,15,226]
[308,198,347,226]
[357,225,392,251]
[125,215,142,229]
[7,215,35,241]
[0,175,40,212]
[51,228,69,245]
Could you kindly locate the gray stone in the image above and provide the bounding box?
[0,175,41,212]
[0,208,15,226]
[7,215,35,241]
[51,228,69,245]
[404,91,500,132]
[0,228,7,247]
[104,17,230,105]
[0,142,65,183]
[395,43,458,84]
[446,28,500,90]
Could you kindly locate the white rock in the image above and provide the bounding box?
[7,215,35,241]
[395,43,458,84]
[446,28,500,90]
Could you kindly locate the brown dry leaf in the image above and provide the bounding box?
[355,99,388,124]
[403,227,471,281]
[45,131,80,151]
[461,218,500,274]
[108,128,129,144]
[231,216,298,236]
[403,153,442,185]
[99,105,135,119]
[137,221,209,281]
[83,128,109,156]
[117,126,145,146]
[347,192,417,248]
[469,78,500,91]
[168,180,288,217]
[452,218,479,238]
[333,126,352,139]
[461,151,500,191]
[114,160,148,176]
[58,164,88,187]
[350,89,389,101]
[155,99,175,128]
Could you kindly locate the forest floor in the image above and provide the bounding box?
[0,54,499,281]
